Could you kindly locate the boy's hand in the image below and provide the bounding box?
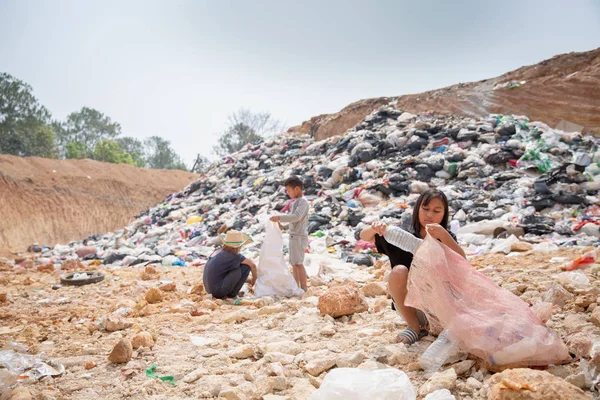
[270,216,280,222]
[249,276,256,286]
[371,221,387,236]
[426,224,450,240]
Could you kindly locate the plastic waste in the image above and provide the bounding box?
[254,221,304,298]
[383,226,423,254]
[406,235,569,367]
[554,271,591,288]
[563,250,597,271]
[424,389,456,400]
[308,368,416,400]
[146,364,175,385]
[419,330,462,378]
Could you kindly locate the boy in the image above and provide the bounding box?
[270,176,309,291]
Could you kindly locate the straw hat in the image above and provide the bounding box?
[219,230,252,248]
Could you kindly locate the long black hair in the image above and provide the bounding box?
[411,189,450,236]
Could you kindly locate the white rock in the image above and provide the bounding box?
[336,352,365,368]
[419,368,457,396]
[264,352,296,365]
[465,377,482,392]
[182,367,209,383]
[424,389,456,399]
[265,341,302,356]
[228,344,254,359]
[304,357,336,376]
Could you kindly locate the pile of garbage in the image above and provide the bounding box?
[16,105,600,270]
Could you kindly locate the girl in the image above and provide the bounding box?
[360,189,465,344]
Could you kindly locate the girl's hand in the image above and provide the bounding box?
[425,224,450,240]
[371,221,387,236]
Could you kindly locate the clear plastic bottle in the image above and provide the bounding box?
[419,330,460,377]
[383,226,422,254]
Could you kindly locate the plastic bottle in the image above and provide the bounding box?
[383,226,422,254]
[419,330,460,377]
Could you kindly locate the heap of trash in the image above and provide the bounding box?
[18,106,600,271]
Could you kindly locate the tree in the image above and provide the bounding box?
[116,136,146,167]
[144,136,187,171]
[65,141,86,160]
[0,73,56,157]
[213,109,285,157]
[56,107,121,158]
[92,139,135,165]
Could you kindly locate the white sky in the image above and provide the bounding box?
[1,0,599,166]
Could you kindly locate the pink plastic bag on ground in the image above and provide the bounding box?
[406,235,570,368]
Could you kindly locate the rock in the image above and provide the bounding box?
[273,376,288,391]
[424,389,456,399]
[263,395,290,400]
[84,361,96,370]
[591,307,600,327]
[145,288,163,304]
[361,282,387,297]
[144,265,158,274]
[487,368,589,400]
[131,331,154,349]
[291,379,317,399]
[190,282,204,295]
[108,338,133,364]
[159,282,176,292]
[451,360,475,376]
[264,352,296,365]
[220,389,243,400]
[140,271,154,280]
[76,246,97,258]
[419,368,457,396]
[267,362,287,377]
[575,294,596,308]
[228,344,254,359]
[61,259,84,270]
[511,241,533,252]
[318,282,368,318]
[37,263,54,272]
[387,344,414,365]
[304,357,336,376]
[565,372,589,390]
[0,387,33,400]
[336,352,365,368]
[265,341,302,356]
[0,292,6,303]
[183,367,209,383]
[565,332,592,358]
[105,316,133,332]
[465,377,482,392]
[200,299,218,310]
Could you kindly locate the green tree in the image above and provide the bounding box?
[213,109,285,157]
[65,141,86,159]
[0,73,56,157]
[144,136,187,170]
[56,107,121,158]
[116,136,146,167]
[92,139,135,165]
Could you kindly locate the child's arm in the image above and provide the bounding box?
[426,224,466,259]
[277,200,309,223]
[360,221,386,243]
[241,258,258,286]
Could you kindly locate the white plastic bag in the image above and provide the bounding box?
[254,221,304,298]
[309,368,416,400]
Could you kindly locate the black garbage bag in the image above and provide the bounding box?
[346,253,373,267]
[347,212,365,227]
[519,214,555,235]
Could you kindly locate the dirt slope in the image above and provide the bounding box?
[290,47,600,140]
[0,155,198,256]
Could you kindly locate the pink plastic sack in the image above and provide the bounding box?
[406,235,570,368]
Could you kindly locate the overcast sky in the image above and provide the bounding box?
[1,0,599,166]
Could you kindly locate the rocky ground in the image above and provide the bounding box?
[1,245,598,400]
